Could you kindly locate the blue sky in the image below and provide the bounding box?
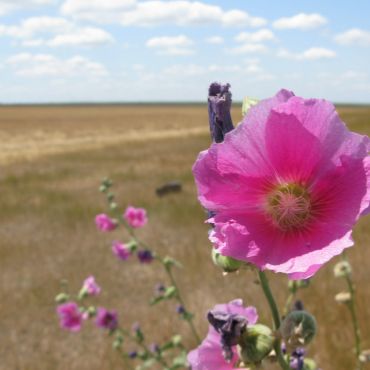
[0,0,370,103]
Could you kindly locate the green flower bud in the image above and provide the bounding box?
[242,97,259,117]
[99,185,107,193]
[280,311,317,347]
[212,249,243,273]
[334,261,352,278]
[359,349,370,363]
[86,306,97,317]
[110,202,118,210]
[55,292,69,304]
[237,324,274,364]
[335,291,352,304]
[303,358,318,370]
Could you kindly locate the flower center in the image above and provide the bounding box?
[266,183,311,231]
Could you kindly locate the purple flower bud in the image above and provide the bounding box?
[128,351,137,359]
[155,283,166,295]
[207,310,248,362]
[95,307,118,331]
[132,322,141,332]
[149,343,160,353]
[208,82,234,143]
[176,305,186,314]
[137,249,154,264]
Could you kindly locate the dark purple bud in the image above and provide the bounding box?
[207,310,248,362]
[176,305,186,314]
[155,283,166,295]
[290,357,304,370]
[208,82,234,143]
[137,249,154,264]
[293,300,304,311]
[128,351,137,359]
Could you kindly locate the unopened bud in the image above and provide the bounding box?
[280,311,317,348]
[212,249,243,273]
[334,261,352,278]
[302,358,318,370]
[242,97,259,117]
[237,324,274,364]
[335,291,352,304]
[55,293,69,304]
[110,202,118,210]
[359,349,370,363]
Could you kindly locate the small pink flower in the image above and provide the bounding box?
[187,299,257,370]
[123,206,148,228]
[193,89,370,279]
[82,276,101,296]
[56,302,84,332]
[95,213,117,232]
[112,241,131,261]
[95,307,118,330]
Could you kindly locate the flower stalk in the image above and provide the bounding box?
[341,251,362,370]
[257,270,291,370]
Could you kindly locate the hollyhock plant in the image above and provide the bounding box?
[112,241,131,261]
[95,307,118,331]
[56,302,84,332]
[187,299,258,370]
[193,87,370,279]
[124,206,148,228]
[82,276,101,296]
[95,213,117,232]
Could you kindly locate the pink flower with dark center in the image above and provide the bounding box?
[193,89,370,279]
[187,299,258,370]
[56,302,84,332]
[95,214,117,232]
[95,307,118,331]
[112,241,131,260]
[82,276,101,296]
[123,206,148,228]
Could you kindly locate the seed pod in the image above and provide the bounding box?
[237,324,274,364]
[212,249,243,273]
[280,311,317,347]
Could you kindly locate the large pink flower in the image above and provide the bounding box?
[187,299,258,370]
[193,89,370,279]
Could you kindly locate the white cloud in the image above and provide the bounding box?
[0,0,55,15]
[277,47,336,60]
[229,43,267,54]
[146,35,194,55]
[61,0,136,23]
[163,64,205,76]
[273,13,327,30]
[48,27,113,46]
[7,53,108,77]
[61,0,266,28]
[235,29,276,43]
[205,36,224,44]
[334,28,370,46]
[0,16,114,47]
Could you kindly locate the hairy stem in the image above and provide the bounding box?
[164,261,201,344]
[342,252,362,370]
[258,270,291,370]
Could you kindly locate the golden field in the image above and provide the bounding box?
[0,104,369,370]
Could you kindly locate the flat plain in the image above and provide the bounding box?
[0,104,369,370]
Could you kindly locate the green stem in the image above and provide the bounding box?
[164,262,201,344]
[120,328,170,369]
[258,270,291,370]
[121,216,201,344]
[341,252,362,370]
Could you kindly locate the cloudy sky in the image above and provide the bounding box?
[0,0,370,103]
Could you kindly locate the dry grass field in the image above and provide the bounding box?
[0,104,369,370]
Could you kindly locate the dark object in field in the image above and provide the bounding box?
[156,181,182,197]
